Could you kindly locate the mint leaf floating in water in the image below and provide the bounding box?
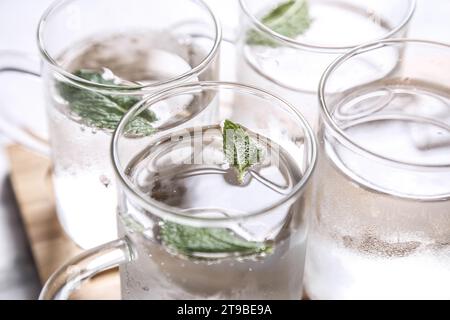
[247,0,312,47]
[158,120,269,257]
[222,119,263,184]
[58,69,157,136]
[160,221,272,257]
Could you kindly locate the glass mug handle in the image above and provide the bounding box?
[39,238,134,300]
[0,51,50,156]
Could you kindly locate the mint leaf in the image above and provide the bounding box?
[222,119,263,184]
[247,0,312,47]
[58,69,157,136]
[160,221,271,256]
[158,120,268,258]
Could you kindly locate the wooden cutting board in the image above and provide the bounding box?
[6,144,120,300]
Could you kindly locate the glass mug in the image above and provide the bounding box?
[235,0,416,129]
[39,82,317,300]
[305,39,450,299]
[1,0,221,249]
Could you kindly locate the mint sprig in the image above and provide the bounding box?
[160,221,271,257]
[222,119,263,184]
[158,120,269,258]
[58,69,157,136]
[247,0,312,47]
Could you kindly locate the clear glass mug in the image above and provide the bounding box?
[235,0,416,129]
[0,0,221,249]
[305,39,450,299]
[39,81,317,300]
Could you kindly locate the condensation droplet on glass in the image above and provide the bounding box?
[99,175,111,188]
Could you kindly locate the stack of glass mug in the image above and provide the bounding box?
[5,0,450,299]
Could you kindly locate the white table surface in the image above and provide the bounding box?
[0,0,448,299]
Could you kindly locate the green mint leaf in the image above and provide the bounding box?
[58,69,157,136]
[158,121,268,258]
[247,0,312,47]
[72,69,116,85]
[160,221,272,256]
[222,119,263,184]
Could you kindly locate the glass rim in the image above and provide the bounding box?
[36,0,222,92]
[238,0,416,52]
[319,38,450,170]
[111,81,317,225]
